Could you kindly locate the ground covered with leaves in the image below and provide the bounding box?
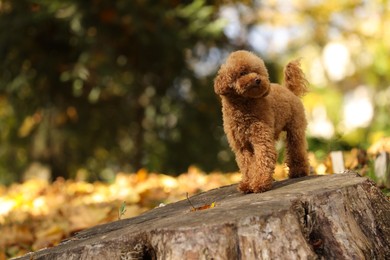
[0,167,242,259]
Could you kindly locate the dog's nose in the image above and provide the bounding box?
[255,78,261,85]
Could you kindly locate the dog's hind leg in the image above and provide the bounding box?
[285,120,310,178]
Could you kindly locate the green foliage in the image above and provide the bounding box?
[382,188,390,197]
[118,201,126,220]
[0,0,233,183]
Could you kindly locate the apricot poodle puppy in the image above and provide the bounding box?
[214,50,310,193]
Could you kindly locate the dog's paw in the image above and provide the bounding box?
[288,166,309,178]
[251,182,273,193]
[238,181,273,193]
[238,181,253,193]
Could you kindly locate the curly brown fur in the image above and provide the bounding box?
[214,50,310,193]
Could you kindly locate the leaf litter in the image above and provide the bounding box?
[0,167,240,258]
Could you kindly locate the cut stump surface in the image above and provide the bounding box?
[16,173,390,259]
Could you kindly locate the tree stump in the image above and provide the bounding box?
[16,173,390,259]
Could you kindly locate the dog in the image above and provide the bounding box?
[214,50,310,193]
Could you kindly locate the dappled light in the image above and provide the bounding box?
[1,0,390,258]
[1,0,390,182]
[0,168,241,257]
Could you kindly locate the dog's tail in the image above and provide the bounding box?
[284,59,308,97]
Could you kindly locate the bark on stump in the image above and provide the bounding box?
[16,173,390,259]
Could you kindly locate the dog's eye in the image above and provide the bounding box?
[240,71,247,76]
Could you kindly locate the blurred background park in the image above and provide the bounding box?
[1,0,390,185]
[2,0,390,256]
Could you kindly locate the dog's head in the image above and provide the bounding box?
[214,51,271,98]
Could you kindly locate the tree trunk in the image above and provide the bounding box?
[16,173,390,259]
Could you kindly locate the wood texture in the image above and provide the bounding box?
[16,173,390,260]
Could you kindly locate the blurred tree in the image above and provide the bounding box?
[1,0,389,184]
[0,0,235,182]
[221,0,390,152]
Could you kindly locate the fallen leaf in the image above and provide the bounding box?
[190,202,216,212]
[64,205,112,232]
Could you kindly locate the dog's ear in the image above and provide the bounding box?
[214,66,232,95]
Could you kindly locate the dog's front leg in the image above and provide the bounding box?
[236,148,256,193]
[239,123,277,192]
